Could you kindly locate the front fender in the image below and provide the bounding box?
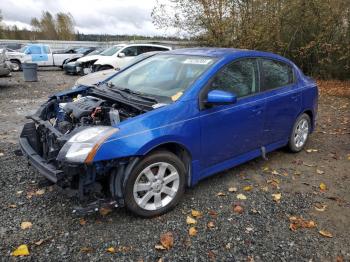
[93,100,201,162]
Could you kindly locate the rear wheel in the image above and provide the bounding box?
[124,151,186,217]
[288,113,311,152]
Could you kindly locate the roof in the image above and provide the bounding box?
[166,47,289,62]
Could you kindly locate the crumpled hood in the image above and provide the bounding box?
[94,56,118,65]
[76,55,102,63]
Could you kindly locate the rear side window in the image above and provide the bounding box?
[260,59,294,91]
[208,59,259,98]
[123,46,139,57]
[43,46,50,54]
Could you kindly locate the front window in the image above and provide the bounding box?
[209,59,259,98]
[108,54,216,99]
[100,45,124,56]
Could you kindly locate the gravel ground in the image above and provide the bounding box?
[0,70,349,261]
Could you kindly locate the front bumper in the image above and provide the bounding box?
[19,136,62,183]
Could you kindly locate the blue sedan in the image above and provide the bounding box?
[19,48,318,217]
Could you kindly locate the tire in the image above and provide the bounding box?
[10,60,21,71]
[123,150,186,217]
[288,113,311,152]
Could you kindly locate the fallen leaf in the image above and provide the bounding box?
[11,244,30,256]
[186,216,197,225]
[99,207,112,216]
[233,205,244,214]
[208,250,216,261]
[0,152,4,156]
[228,187,237,192]
[306,149,318,153]
[189,227,197,236]
[34,239,44,246]
[336,255,344,262]
[80,247,93,253]
[8,204,17,208]
[262,166,270,172]
[207,221,215,229]
[314,203,327,212]
[289,216,316,231]
[225,243,232,250]
[155,244,166,250]
[319,230,333,238]
[160,232,174,250]
[216,192,226,196]
[79,218,87,225]
[35,189,45,195]
[261,186,269,192]
[191,210,203,218]
[245,227,254,233]
[243,185,253,191]
[272,193,282,202]
[208,210,218,218]
[236,193,247,200]
[316,169,325,175]
[319,182,327,191]
[107,247,116,253]
[20,221,32,230]
[271,170,279,175]
[16,190,23,195]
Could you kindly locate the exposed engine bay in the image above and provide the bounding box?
[39,91,148,135]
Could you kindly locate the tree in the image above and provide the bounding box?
[29,11,75,40]
[152,0,350,79]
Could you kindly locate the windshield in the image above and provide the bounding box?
[108,54,216,99]
[100,45,123,56]
[87,49,104,56]
[19,46,28,53]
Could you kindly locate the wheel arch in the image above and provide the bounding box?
[143,142,193,187]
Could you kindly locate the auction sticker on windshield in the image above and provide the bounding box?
[183,58,212,65]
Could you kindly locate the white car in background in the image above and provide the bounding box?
[75,44,171,75]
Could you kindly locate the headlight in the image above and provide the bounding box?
[57,126,118,163]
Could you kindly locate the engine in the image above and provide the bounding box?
[52,95,138,134]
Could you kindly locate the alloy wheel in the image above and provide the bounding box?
[294,118,309,148]
[133,162,180,211]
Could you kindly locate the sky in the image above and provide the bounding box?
[0,0,173,36]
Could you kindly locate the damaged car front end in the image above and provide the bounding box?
[19,83,158,213]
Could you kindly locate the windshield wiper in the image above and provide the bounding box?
[118,88,158,103]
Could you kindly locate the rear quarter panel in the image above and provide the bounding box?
[300,76,318,132]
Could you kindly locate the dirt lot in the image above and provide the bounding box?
[0,70,349,261]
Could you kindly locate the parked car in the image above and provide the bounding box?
[0,42,24,51]
[19,48,318,217]
[0,49,13,77]
[75,44,171,75]
[72,51,160,88]
[6,44,86,71]
[64,48,103,75]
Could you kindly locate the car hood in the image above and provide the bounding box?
[75,69,117,87]
[76,55,102,63]
[94,56,118,65]
[6,51,25,57]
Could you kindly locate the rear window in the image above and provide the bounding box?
[261,59,294,91]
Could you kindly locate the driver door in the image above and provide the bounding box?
[199,58,265,168]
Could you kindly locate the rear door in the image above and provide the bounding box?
[259,58,301,145]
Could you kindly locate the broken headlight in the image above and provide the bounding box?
[57,126,118,163]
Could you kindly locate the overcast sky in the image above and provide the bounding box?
[0,0,172,36]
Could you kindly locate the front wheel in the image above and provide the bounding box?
[10,60,21,71]
[124,151,186,217]
[288,113,311,152]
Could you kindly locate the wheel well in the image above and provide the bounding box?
[147,143,192,186]
[10,59,21,64]
[99,64,114,70]
[304,110,313,129]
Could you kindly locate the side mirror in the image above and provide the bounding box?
[206,90,237,105]
[118,52,125,58]
[25,50,31,55]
